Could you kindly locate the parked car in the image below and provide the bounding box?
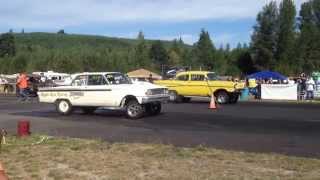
[154,71,245,104]
[37,72,169,119]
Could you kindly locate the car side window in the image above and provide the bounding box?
[72,75,88,86]
[191,74,205,81]
[177,74,189,81]
[87,75,107,86]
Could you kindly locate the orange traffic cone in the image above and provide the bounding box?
[0,162,8,180]
[209,95,217,109]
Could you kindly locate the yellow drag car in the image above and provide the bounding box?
[154,71,245,104]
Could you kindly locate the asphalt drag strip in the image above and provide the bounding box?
[0,95,320,158]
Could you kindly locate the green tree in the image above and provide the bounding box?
[149,40,169,67]
[251,1,278,71]
[134,31,150,68]
[168,50,181,66]
[0,57,11,73]
[168,38,185,66]
[296,0,320,73]
[10,54,28,73]
[171,38,184,55]
[236,51,256,76]
[194,29,215,69]
[0,33,16,57]
[275,0,296,75]
[214,46,227,74]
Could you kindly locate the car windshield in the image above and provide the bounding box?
[207,73,218,81]
[105,73,132,85]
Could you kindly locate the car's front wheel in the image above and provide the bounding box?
[56,99,73,115]
[125,100,144,119]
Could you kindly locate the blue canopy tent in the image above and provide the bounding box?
[247,71,287,80]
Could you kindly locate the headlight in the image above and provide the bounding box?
[145,89,153,95]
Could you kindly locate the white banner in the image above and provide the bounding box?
[261,84,297,100]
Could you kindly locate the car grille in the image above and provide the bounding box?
[151,88,166,95]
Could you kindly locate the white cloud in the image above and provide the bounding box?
[0,0,309,29]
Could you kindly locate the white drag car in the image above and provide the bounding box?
[37,72,169,119]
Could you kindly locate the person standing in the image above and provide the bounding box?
[306,76,315,100]
[148,74,153,83]
[16,72,30,101]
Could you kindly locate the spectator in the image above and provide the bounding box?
[300,73,307,91]
[256,79,262,99]
[306,76,315,100]
[16,72,30,101]
[148,74,153,83]
[316,77,320,91]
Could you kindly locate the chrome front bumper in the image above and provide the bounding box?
[141,95,170,104]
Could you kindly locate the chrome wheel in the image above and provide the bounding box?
[56,100,73,115]
[59,101,69,113]
[126,100,144,119]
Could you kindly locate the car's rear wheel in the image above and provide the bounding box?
[215,91,229,104]
[146,102,161,116]
[126,100,144,119]
[81,107,97,114]
[56,100,73,115]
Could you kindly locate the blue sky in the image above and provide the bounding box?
[0,0,307,48]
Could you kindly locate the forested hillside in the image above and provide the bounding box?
[0,32,184,74]
[0,31,249,76]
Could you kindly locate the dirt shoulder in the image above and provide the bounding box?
[1,135,320,180]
